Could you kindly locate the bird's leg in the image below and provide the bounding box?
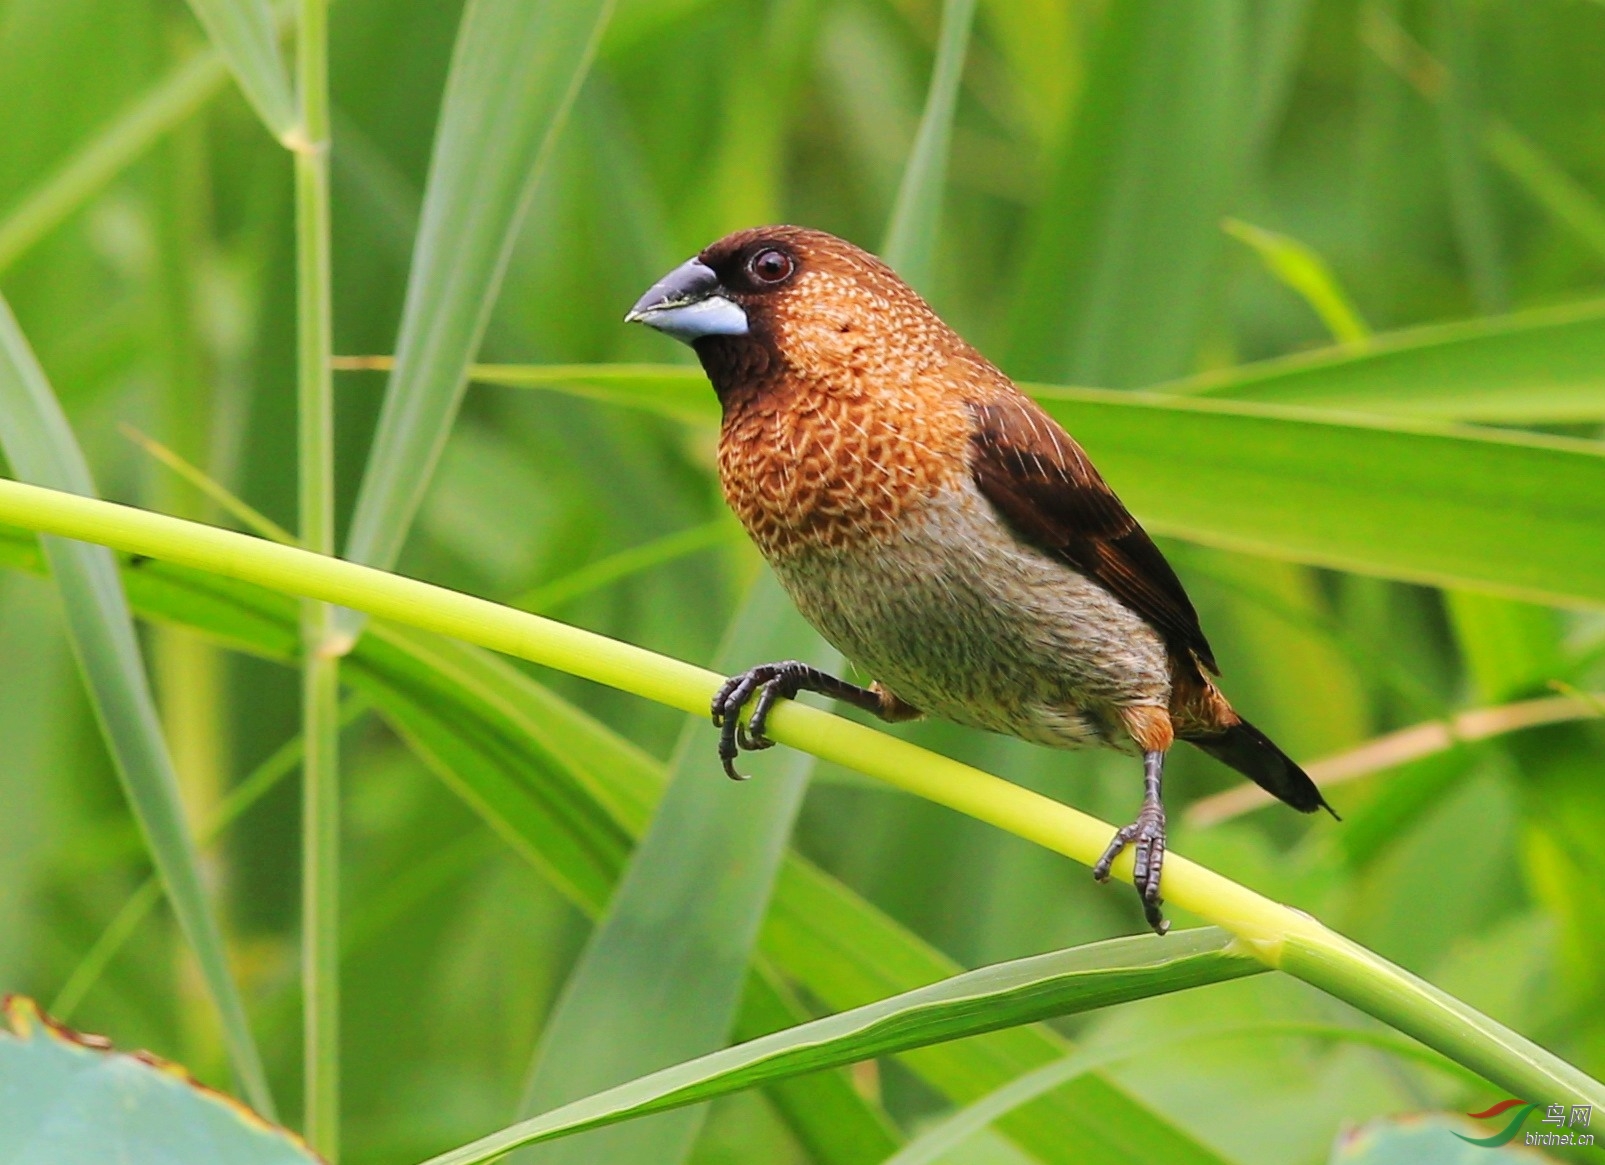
[1092,750,1169,935]
[711,661,914,780]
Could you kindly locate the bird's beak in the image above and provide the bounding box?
[625,257,749,344]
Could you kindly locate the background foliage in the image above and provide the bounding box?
[0,0,1603,1162]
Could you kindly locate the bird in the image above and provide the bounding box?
[625,225,1334,933]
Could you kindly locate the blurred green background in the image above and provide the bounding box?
[0,0,1603,1162]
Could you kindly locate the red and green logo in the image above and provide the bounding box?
[1454,1099,1539,1147]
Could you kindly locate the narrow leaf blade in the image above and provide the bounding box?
[1006,0,1249,386]
[0,297,275,1117]
[1027,388,1605,609]
[880,0,978,289]
[420,930,1264,1165]
[1172,298,1605,422]
[0,44,232,274]
[514,576,826,1164]
[183,0,296,139]
[30,539,1230,1165]
[468,364,1605,609]
[342,0,613,583]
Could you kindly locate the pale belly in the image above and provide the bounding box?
[767,483,1172,751]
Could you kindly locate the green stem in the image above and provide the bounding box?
[0,479,1596,1110]
[293,0,339,1155]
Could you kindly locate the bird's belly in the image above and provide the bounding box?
[768,484,1171,750]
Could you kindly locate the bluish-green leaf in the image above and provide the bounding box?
[1330,1113,1553,1163]
[0,996,309,1163]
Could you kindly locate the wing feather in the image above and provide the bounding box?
[968,398,1218,673]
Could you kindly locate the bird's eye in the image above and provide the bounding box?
[747,247,794,285]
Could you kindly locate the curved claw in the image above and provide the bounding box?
[710,663,804,781]
[736,720,775,752]
[1092,802,1168,936]
[714,671,767,780]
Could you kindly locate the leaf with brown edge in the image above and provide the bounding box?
[0,995,319,1164]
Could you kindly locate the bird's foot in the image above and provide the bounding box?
[1093,796,1169,936]
[711,660,816,781]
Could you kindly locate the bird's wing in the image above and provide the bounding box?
[967,397,1218,673]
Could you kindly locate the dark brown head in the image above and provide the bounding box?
[626,226,958,403]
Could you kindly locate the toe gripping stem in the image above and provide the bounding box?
[1092,750,1170,935]
[710,661,898,781]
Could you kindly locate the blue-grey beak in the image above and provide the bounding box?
[625,257,749,344]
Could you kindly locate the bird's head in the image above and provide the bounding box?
[626,226,954,400]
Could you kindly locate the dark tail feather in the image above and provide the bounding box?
[1186,718,1339,819]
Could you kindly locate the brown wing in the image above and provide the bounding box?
[967,398,1218,674]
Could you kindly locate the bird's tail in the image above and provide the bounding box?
[1185,718,1338,818]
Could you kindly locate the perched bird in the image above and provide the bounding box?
[626,225,1334,933]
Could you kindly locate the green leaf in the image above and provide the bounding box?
[762,857,1231,1165]
[1005,0,1251,385]
[471,363,715,423]
[0,296,275,1119]
[341,0,614,584]
[1172,298,1605,422]
[880,0,978,289]
[419,930,1264,1165]
[467,364,1605,609]
[883,1021,1484,1165]
[182,0,296,140]
[509,519,737,614]
[732,967,904,1165]
[0,531,1227,1165]
[475,294,1605,426]
[1222,217,1370,345]
[1027,387,1605,609]
[514,576,829,1164]
[0,997,315,1165]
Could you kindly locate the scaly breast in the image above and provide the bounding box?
[716,382,969,558]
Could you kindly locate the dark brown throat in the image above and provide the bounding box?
[693,333,783,411]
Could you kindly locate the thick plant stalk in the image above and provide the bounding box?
[292,0,340,1156]
[0,479,1597,1112]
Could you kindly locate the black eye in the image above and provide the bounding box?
[747,247,794,285]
